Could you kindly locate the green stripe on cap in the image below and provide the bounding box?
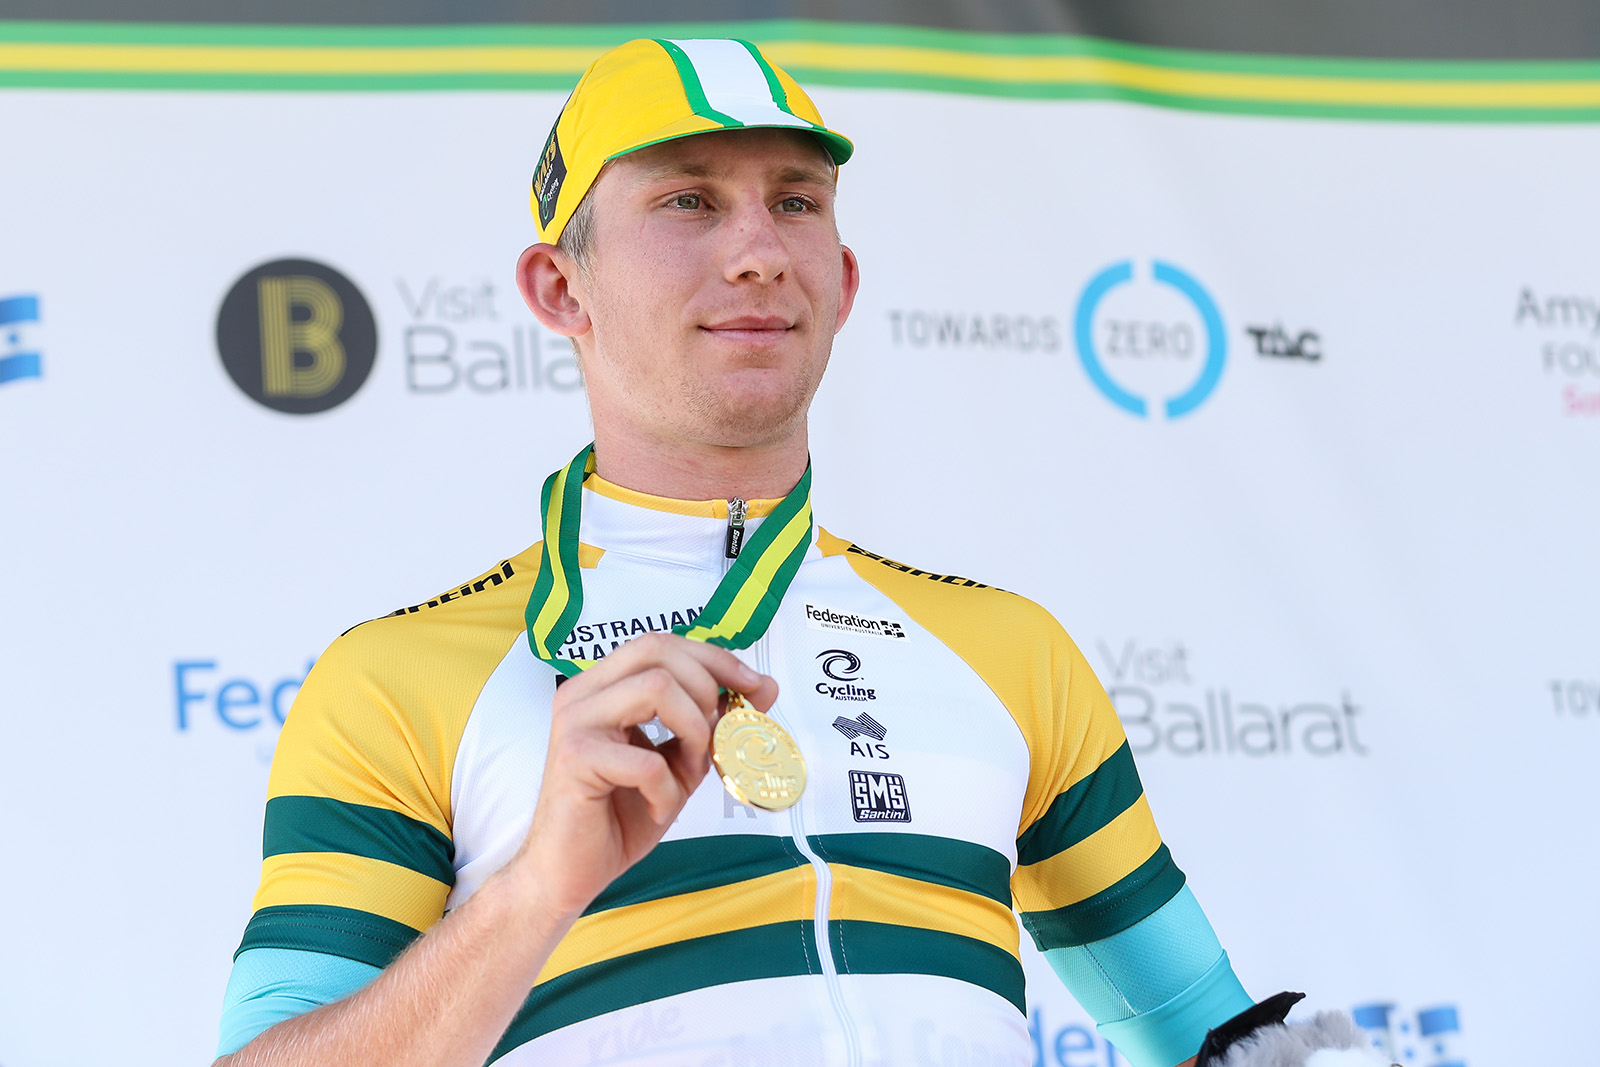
[736,36,800,117]
[653,37,742,128]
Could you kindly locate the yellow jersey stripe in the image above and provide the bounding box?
[1011,795,1164,913]
[253,851,450,933]
[536,865,815,984]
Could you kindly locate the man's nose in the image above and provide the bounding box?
[722,199,792,283]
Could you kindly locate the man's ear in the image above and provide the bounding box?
[516,244,591,338]
[834,244,861,335]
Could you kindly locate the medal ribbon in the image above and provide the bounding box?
[523,442,814,676]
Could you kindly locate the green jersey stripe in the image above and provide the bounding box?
[827,920,1026,1014]
[583,834,806,914]
[262,795,456,885]
[1015,740,1146,866]
[808,832,1012,907]
[1018,843,1186,949]
[235,903,422,968]
[490,921,817,1058]
[653,38,743,128]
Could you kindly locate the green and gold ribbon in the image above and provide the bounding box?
[524,442,814,676]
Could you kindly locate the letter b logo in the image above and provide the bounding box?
[217,258,377,414]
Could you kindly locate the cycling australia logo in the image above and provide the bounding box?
[1074,259,1226,419]
[0,293,42,387]
[1353,1001,1465,1067]
[217,258,377,414]
[815,648,877,702]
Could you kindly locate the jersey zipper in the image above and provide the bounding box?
[740,534,862,1066]
[724,497,747,559]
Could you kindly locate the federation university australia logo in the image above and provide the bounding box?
[217,258,377,414]
[0,294,42,386]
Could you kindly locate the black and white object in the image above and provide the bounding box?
[1196,993,1398,1067]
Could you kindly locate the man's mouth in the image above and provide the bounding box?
[701,315,795,344]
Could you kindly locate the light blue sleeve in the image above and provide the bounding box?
[1042,885,1252,1067]
[217,947,383,1057]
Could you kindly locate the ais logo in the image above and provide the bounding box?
[217,258,377,414]
[1074,260,1226,419]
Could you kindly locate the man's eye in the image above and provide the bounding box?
[674,194,702,210]
[779,197,809,213]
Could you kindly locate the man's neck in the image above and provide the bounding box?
[589,426,810,502]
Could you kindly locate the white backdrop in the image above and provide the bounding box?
[1,79,1597,1067]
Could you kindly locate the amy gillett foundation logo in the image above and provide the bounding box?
[217,258,377,414]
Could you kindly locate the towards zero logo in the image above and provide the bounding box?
[1074,259,1226,419]
[217,258,377,414]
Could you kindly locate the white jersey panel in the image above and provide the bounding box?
[491,973,1028,1067]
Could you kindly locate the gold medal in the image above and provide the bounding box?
[712,693,807,811]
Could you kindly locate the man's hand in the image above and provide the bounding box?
[216,634,777,1067]
[507,634,778,922]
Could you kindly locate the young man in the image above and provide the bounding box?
[215,38,1254,1067]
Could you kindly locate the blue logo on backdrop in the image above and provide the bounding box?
[1353,1001,1465,1067]
[1073,261,1226,418]
[0,293,43,386]
[175,658,314,733]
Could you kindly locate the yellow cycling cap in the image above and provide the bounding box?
[531,37,854,245]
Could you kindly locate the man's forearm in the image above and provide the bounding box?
[216,866,572,1067]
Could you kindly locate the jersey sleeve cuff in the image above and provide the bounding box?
[1096,952,1253,1067]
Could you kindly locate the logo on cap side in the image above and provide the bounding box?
[533,124,568,230]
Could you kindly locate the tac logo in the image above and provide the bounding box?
[1352,1002,1465,1067]
[0,293,42,386]
[217,258,378,414]
[1073,259,1226,419]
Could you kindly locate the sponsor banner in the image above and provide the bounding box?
[2,26,1597,1067]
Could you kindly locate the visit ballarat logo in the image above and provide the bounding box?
[0,293,42,386]
[1098,638,1370,758]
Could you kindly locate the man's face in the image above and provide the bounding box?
[568,128,859,454]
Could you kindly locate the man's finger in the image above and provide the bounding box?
[563,667,713,757]
[556,632,775,720]
[574,734,688,824]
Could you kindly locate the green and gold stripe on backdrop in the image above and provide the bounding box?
[4,19,1600,121]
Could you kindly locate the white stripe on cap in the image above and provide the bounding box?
[668,38,813,130]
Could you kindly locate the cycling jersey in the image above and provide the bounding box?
[227,474,1244,1065]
